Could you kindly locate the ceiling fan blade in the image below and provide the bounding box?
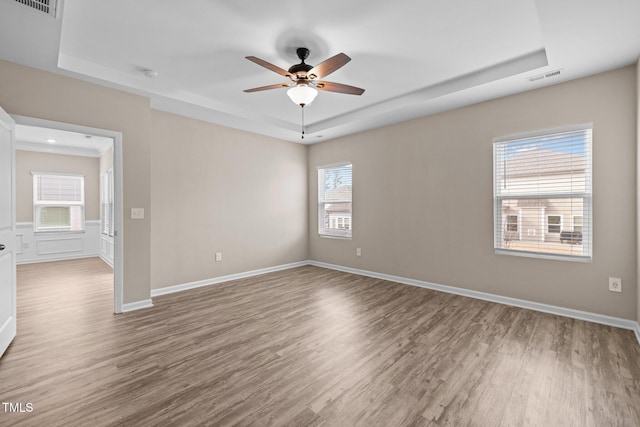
[316,81,365,95]
[243,83,290,93]
[245,56,291,77]
[308,53,351,79]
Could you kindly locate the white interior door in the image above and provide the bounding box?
[0,107,16,358]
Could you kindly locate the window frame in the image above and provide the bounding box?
[101,169,114,237]
[506,215,518,233]
[492,124,592,262]
[547,215,562,234]
[32,172,85,234]
[317,162,352,239]
[573,215,583,233]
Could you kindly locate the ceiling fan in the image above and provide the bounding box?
[243,47,365,108]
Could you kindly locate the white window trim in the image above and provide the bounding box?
[317,162,352,240]
[493,124,593,262]
[101,169,115,237]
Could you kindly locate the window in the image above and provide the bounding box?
[318,163,352,238]
[100,169,114,237]
[547,215,562,233]
[493,125,592,260]
[33,173,85,233]
[573,215,583,232]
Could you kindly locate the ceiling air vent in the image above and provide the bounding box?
[528,69,563,83]
[13,0,57,17]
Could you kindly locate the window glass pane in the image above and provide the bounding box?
[39,206,70,229]
[318,164,352,238]
[497,199,586,257]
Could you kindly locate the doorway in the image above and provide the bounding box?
[11,115,123,313]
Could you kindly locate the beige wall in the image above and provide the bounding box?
[0,59,151,305]
[150,110,308,289]
[309,66,637,320]
[637,57,640,325]
[15,150,100,222]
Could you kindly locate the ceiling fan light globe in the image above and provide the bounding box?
[287,85,318,106]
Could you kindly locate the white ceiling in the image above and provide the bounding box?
[0,0,639,143]
[15,124,113,157]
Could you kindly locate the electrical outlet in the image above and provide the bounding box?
[356,248,361,257]
[608,277,622,293]
[215,252,222,262]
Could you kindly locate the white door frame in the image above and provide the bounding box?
[12,115,124,313]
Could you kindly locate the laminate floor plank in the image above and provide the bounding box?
[1,258,639,426]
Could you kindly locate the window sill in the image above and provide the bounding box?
[319,233,352,240]
[495,248,591,263]
[34,230,86,235]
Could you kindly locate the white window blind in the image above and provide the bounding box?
[493,125,592,261]
[100,170,114,237]
[318,163,352,238]
[33,173,85,233]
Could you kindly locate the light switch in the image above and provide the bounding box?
[130,208,145,219]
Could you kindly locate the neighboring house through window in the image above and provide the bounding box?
[493,125,592,260]
[318,163,352,238]
[33,172,85,233]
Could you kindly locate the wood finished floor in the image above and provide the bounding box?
[1,258,639,426]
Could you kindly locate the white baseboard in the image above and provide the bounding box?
[309,261,640,338]
[121,299,153,313]
[99,254,114,268]
[150,261,309,298]
[17,253,100,265]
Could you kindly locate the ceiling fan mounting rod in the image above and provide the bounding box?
[296,47,310,61]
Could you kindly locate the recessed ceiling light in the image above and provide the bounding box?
[46,138,56,143]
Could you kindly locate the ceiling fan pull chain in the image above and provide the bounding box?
[301,105,305,139]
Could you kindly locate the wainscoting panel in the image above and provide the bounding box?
[100,234,114,267]
[36,237,83,255]
[17,221,101,264]
[15,233,24,255]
